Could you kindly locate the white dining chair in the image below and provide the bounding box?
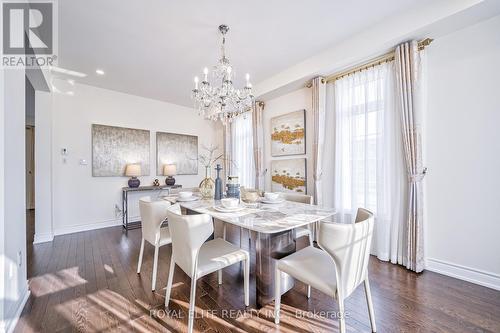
[169,187,201,194]
[274,208,376,333]
[136,196,172,291]
[165,204,250,333]
[281,193,314,245]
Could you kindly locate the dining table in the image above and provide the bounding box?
[163,195,336,308]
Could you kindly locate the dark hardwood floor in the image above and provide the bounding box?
[15,222,500,333]
[25,209,35,277]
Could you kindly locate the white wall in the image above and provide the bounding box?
[0,68,29,333]
[263,88,313,193]
[34,91,54,243]
[0,65,5,333]
[50,80,222,235]
[425,15,500,289]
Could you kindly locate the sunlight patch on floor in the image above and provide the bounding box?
[29,267,87,297]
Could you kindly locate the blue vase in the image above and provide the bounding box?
[128,177,140,188]
[226,183,240,199]
[214,164,223,200]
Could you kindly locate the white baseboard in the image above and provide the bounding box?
[426,258,500,291]
[33,232,54,244]
[53,216,138,236]
[1,287,30,333]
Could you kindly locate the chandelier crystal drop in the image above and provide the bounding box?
[191,25,254,123]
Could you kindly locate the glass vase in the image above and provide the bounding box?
[199,166,215,199]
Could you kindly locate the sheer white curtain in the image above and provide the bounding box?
[331,62,406,262]
[231,114,255,188]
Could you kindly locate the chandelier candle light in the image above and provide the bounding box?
[192,25,254,123]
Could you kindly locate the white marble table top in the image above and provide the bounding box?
[162,196,336,234]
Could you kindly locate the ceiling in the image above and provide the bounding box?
[56,0,434,107]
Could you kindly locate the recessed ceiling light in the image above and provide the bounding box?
[67,79,75,85]
[95,69,105,75]
[67,91,74,96]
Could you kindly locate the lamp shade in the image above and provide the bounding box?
[164,164,177,176]
[125,164,141,177]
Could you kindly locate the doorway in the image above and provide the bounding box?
[25,77,35,247]
[26,126,35,210]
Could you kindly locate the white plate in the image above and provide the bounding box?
[261,198,285,204]
[176,196,200,202]
[213,205,245,213]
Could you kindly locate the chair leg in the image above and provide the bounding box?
[243,257,250,306]
[274,267,281,324]
[218,223,225,285]
[240,227,243,248]
[314,222,318,242]
[187,276,197,333]
[364,278,377,332]
[137,238,145,274]
[338,297,346,333]
[152,244,159,291]
[165,259,175,308]
[307,285,311,299]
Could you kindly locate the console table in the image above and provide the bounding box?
[121,185,181,230]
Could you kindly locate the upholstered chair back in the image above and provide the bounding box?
[139,196,170,245]
[318,208,374,299]
[281,193,313,204]
[166,204,214,277]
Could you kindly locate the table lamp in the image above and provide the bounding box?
[125,164,141,188]
[164,164,176,186]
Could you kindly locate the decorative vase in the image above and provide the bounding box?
[128,177,140,188]
[199,166,215,199]
[214,164,223,200]
[226,175,240,199]
[165,176,176,186]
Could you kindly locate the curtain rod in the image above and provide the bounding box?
[306,38,433,87]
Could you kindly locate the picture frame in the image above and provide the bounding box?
[270,109,306,157]
[271,158,307,193]
[156,132,198,175]
[92,124,150,177]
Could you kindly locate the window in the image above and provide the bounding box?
[230,114,255,188]
[333,62,402,221]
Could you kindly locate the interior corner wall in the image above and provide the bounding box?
[263,88,313,193]
[49,80,222,235]
[425,15,500,289]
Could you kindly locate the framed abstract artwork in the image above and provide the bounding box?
[92,124,150,177]
[156,132,198,175]
[271,158,307,193]
[271,110,306,156]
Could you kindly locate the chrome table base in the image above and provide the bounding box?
[255,229,296,308]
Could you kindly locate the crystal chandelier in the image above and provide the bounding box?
[191,25,254,123]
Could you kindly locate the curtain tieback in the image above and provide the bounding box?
[258,169,268,177]
[409,167,427,183]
